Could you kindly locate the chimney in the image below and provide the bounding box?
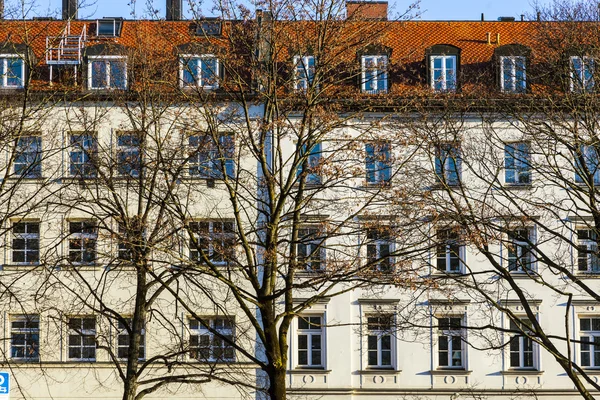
[0,0,4,19]
[346,1,388,21]
[481,13,484,21]
[62,0,77,20]
[166,0,182,21]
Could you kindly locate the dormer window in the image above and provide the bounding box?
[293,55,315,91]
[571,56,594,93]
[500,56,526,93]
[495,44,530,94]
[180,55,219,89]
[88,56,127,90]
[430,55,456,91]
[361,55,387,94]
[426,45,460,92]
[0,55,24,88]
[96,19,123,37]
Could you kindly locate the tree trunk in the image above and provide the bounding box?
[267,366,287,400]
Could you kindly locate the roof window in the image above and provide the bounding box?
[195,20,222,36]
[96,18,123,37]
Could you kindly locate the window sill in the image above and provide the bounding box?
[501,369,543,375]
[430,271,466,278]
[430,368,471,375]
[361,183,392,190]
[507,271,537,278]
[359,368,401,374]
[8,177,45,182]
[576,368,600,375]
[575,272,600,278]
[503,184,532,190]
[289,368,331,374]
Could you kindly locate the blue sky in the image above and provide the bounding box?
[31,0,544,21]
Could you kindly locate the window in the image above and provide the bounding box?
[571,56,594,93]
[297,315,324,368]
[14,136,41,178]
[189,220,235,264]
[366,228,393,272]
[500,56,526,93]
[0,55,24,88]
[580,317,600,368]
[509,318,536,369]
[575,145,600,184]
[68,317,96,361]
[437,316,464,368]
[69,221,97,265]
[436,229,463,273]
[11,315,39,360]
[189,317,235,362]
[12,221,39,264]
[297,142,322,185]
[117,132,142,177]
[180,56,219,89]
[195,20,222,36]
[70,133,97,177]
[366,315,394,368]
[577,229,599,273]
[297,226,326,271]
[430,55,457,91]
[365,142,391,185]
[117,318,145,360]
[505,142,531,184]
[294,55,315,91]
[435,143,461,185]
[96,19,122,37]
[117,222,133,261]
[188,133,235,178]
[361,55,388,93]
[88,56,127,90]
[507,229,534,272]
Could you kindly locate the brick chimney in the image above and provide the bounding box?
[166,0,182,20]
[346,1,388,21]
[62,0,77,20]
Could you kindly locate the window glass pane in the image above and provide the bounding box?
[110,61,126,89]
[91,61,107,88]
[6,58,22,87]
[183,59,197,85]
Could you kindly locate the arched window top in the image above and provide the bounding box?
[494,44,531,58]
[425,44,461,57]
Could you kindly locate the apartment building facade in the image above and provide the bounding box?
[0,0,598,399]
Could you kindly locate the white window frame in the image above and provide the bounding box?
[188,132,235,178]
[570,56,595,93]
[15,135,42,178]
[87,55,127,90]
[70,133,97,177]
[293,55,315,91]
[365,141,391,185]
[366,228,394,272]
[506,228,535,273]
[117,131,141,177]
[179,54,220,89]
[189,220,236,265]
[435,228,464,273]
[504,141,532,185]
[430,55,457,91]
[12,221,40,265]
[575,144,600,184]
[116,317,145,360]
[577,229,600,273]
[10,314,39,361]
[67,316,96,361]
[361,55,388,94]
[188,316,235,362]
[68,220,97,265]
[508,317,538,370]
[579,316,600,368]
[365,314,395,369]
[436,316,466,369]
[295,315,325,368]
[0,54,25,88]
[435,143,461,185]
[500,56,526,93]
[297,225,326,271]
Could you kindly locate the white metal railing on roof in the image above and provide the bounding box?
[46,21,87,65]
